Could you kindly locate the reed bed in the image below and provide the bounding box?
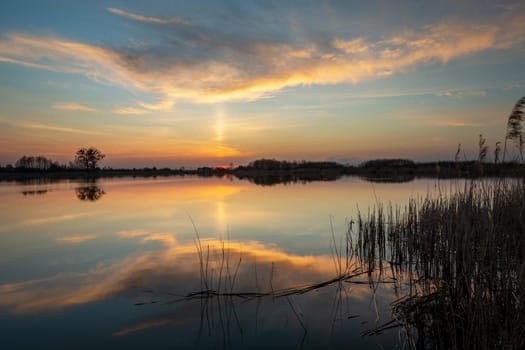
[151,179,524,348]
[358,179,525,349]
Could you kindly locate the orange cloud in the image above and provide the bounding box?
[112,107,150,115]
[426,119,482,127]
[18,121,104,136]
[0,10,523,108]
[56,234,97,244]
[53,102,98,112]
[107,7,190,25]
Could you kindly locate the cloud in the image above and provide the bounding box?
[426,119,482,127]
[503,82,523,90]
[435,89,487,98]
[56,234,97,244]
[112,107,150,115]
[0,8,523,108]
[138,98,174,111]
[53,102,98,112]
[107,7,190,25]
[0,55,55,70]
[332,38,370,55]
[18,121,104,136]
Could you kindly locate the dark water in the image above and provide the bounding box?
[0,176,453,349]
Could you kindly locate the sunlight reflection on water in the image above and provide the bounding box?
[0,176,468,349]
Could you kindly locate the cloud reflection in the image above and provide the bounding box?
[118,229,176,246]
[0,239,385,315]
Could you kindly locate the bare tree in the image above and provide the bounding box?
[74,147,105,170]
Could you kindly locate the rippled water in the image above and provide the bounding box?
[0,176,455,349]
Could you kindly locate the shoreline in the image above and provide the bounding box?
[1,161,524,185]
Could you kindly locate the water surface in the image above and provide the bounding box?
[0,176,454,349]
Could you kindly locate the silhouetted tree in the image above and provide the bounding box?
[74,147,105,170]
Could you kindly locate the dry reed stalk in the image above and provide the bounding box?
[358,179,525,349]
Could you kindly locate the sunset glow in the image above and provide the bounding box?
[0,1,524,167]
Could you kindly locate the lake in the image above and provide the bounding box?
[0,176,460,349]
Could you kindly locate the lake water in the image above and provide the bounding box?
[0,176,456,349]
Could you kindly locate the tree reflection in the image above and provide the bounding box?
[75,184,106,201]
[21,190,48,196]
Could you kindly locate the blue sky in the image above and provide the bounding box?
[0,0,524,167]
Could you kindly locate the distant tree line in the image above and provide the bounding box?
[15,155,62,170]
[359,159,415,168]
[240,158,344,171]
[2,147,106,172]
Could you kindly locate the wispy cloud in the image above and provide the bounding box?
[426,119,482,127]
[435,89,487,98]
[138,98,174,111]
[112,107,150,115]
[0,116,105,140]
[56,234,97,244]
[107,7,190,25]
[53,102,98,112]
[0,55,55,70]
[18,121,104,136]
[503,82,523,90]
[0,8,523,108]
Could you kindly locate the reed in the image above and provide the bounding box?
[162,179,524,348]
[358,179,525,349]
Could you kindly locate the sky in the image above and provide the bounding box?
[0,0,524,168]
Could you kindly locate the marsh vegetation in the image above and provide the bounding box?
[170,178,525,349]
[357,179,525,349]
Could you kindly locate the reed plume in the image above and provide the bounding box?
[503,96,525,162]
